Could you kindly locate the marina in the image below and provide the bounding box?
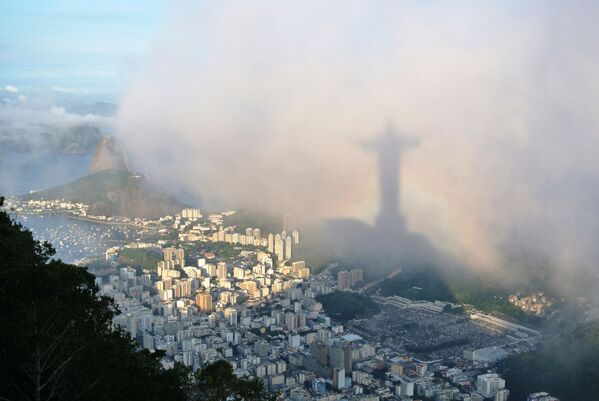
[17,213,142,264]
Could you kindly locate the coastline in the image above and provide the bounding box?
[15,210,70,216]
[66,214,147,229]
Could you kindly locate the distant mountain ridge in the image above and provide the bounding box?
[23,170,189,219]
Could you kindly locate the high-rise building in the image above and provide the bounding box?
[233,267,245,279]
[220,292,232,304]
[284,236,292,260]
[337,270,351,289]
[164,247,184,262]
[350,269,364,287]
[205,264,217,276]
[477,374,506,398]
[181,208,201,220]
[163,247,174,261]
[310,342,329,366]
[252,228,261,240]
[292,229,300,244]
[274,234,284,261]
[329,346,345,370]
[399,378,415,397]
[298,310,307,327]
[195,292,212,312]
[224,308,238,326]
[267,233,274,252]
[217,262,227,279]
[333,368,345,390]
[330,343,352,372]
[285,312,297,332]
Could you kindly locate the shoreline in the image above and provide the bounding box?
[15,210,70,216]
[14,209,148,229]
[66,214,147,228]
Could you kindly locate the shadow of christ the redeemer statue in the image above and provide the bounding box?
[365,124,419,231]
[323,124,440,275]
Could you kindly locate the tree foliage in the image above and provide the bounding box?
[0,196,191,401]
[195,360,278,401]
[0,196,281,401]
[316,291,380,322]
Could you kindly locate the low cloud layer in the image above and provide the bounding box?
[0,91,114,153]
[117,1,599,289]
[0,88,117,194]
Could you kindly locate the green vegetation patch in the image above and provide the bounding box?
[118,248,162,271]
[316,291,380,322]
[379,267,455,302]
[500,321,599,401]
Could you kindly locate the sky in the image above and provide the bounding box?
[3,1,599,293]
[0,0,164,99]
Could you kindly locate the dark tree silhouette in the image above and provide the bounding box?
[0,196,281,401]
[195,360,278,401]
[0,196,191,401]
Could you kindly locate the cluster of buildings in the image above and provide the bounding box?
[205,227,299,262]
[99,250,521,401]
[168,208,300,263]
[507,292,553,317]
[93,204,524,401]
[474,374,509,400]
[7,197,175,228]
[8,198,89,216]
[337,269,364,290]
[10,199,564,400]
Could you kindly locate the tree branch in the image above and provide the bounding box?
[39,344,86,392]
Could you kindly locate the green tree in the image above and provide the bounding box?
[0,196,191,401]
[195,360,278,401]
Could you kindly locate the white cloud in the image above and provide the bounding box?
[117,1,599,293]
[52,85,89,94]
[51,106,66,115]
[5,85,18,93]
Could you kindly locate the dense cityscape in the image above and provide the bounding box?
[4,197,564,401]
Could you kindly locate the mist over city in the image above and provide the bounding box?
[2,1,599,400]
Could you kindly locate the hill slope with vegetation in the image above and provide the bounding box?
[316,291,381,322]
[23,169,188,219]
[500,321,599,400]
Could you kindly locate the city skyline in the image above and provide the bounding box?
[2,2,599,400]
